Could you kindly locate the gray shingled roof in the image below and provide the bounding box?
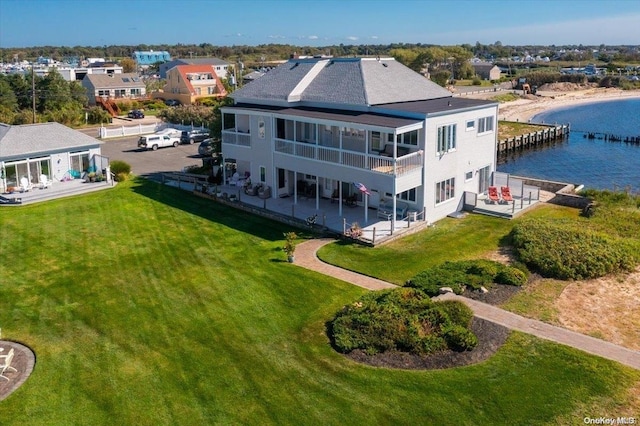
[0,122,102,160]
[232,57,452,108]
[233,61,318,101]
[178,58,229,66]
[83,73,145,89]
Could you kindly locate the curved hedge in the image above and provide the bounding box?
[511,218,636,280]
[330,288,477,355]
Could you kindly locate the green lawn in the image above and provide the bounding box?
[0,180,637,424]
[317,203,580,285]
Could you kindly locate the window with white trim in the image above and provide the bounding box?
[436,178,455,204]
[478,116,494,133]
[437,124,457,154]
[466,120,475,131]
[465,171,473,181]
[399,130,418,146]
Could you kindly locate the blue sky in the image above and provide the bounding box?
[1,0,639,48]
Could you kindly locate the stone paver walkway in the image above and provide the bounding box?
[296,238,396,291]
[296,238,640,370]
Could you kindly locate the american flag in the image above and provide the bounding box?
[353,182,370,195]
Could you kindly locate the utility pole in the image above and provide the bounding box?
[32,65,36,124]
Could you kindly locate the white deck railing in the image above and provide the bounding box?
[222,131,251,146]
[273,139,422,176]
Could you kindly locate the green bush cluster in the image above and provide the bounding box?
[511,218,637,280]
[406,259,527,296]
[330,288,477,355]
[110,160,131,182]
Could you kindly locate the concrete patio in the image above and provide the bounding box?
[165,178,431,244]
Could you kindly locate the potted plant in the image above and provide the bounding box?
[282,231,297,263]
[346,222,363,239]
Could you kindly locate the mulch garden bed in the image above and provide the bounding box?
[342,281,536,370]
[344,317,510,370]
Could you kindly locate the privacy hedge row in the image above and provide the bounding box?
[330,288,477,355]
[405,259,527,296]
[510,218,636,280]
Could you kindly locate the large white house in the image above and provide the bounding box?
[221,57,498,229]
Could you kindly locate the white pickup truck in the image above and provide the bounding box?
[138,134,180,151]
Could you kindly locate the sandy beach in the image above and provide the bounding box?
[466,86,640,123]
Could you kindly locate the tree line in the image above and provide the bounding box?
[3,42,639,67]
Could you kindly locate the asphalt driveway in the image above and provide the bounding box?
[99,135,203,180]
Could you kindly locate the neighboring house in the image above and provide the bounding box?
[159,65,227,105]
[82,73,146,106]
[472,63,501,80]
[51,63,123,82]
[159,57,229,80]
[132,50,171,67]
[221,56,498,227]
[0,122,105,192]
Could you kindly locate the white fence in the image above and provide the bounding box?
[98,122,208,139]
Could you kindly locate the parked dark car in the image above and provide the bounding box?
[198,138,219,157]
[127,109,144,119]
[181,129,210,144]
[164,99,180,106]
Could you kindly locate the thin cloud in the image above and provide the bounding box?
[346,36,358,41]
[308,35,319,40]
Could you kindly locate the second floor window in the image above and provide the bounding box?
[437,124,456,154]
[400,130,418,146]
[478,116,494,133]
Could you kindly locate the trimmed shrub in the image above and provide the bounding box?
[495,268,527,286]
[442,324,478,352]
[110,160,131,176]
[330,288,478,355]
[406,259,520,296]
[437,300,474,327]
[511,218,636,280]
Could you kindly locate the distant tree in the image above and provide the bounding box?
[0,106,15,124]
[120,57,137,73]
[0,77,18,111]
[5,73,32,110]
[37,69,72,112]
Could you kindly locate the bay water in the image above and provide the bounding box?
[496,98,640,192]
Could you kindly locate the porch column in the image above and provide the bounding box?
[338,181,343,217]
[315,180,319,211]
[294,172,298,204]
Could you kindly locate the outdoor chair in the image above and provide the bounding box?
[39,174,52,189]
[0,347,17,381]
[488,186,500,203]
[501,186,513,202]
[19,177,32,192]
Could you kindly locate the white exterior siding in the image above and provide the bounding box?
[423,105,498,222]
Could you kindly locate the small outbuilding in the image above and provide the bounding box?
[0,122,105,193]
[472,63,501,81]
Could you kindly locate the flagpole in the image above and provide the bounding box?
[364,192,368,223]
